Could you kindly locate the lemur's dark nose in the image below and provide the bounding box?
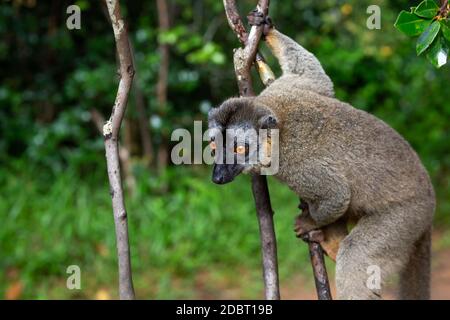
[212,174,225,184]
[212,164,227,184]
[212,168,225,185]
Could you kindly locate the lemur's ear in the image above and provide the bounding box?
[207,108,221,129]
[259,114,278,129]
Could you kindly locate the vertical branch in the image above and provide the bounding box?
[251,174,280,300]
[103,0,135,300]
[156,0,170,170]
[134,87,154,163]
[129,40,154,165]
[156,0,170,106]
[223,0,280,300]
[308,242,332,300]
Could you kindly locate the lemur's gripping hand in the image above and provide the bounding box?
[295,201,347,262]
[294,202,321,240]
[247,9,273,39]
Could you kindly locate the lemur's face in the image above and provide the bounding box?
[208,98,278,185]
[208,123,260,184]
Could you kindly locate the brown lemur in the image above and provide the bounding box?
[207,12,435,299]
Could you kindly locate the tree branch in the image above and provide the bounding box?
[103,0,135,300]
[439,0,449,17]
[156,0,170,107]
[156,0,171,170]
[223,0,280,300]
[129,40,154,164]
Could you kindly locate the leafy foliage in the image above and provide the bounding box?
[395,0,450,67]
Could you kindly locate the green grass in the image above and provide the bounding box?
[0,161,314,299]
[1,160,448,299]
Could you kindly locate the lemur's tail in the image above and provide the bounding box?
[398,227,431,300]
[264,29,335,97]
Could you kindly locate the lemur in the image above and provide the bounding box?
[207,13,435,299]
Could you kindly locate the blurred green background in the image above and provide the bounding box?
[0,0,449,299]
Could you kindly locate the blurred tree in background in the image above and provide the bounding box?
[0,0,449,299]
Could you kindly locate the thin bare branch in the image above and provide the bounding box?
[223,0,280,300]
[103,0,135,300]
[223,0,249,44]
[129,40,154,163]
[308,241,332,300]
[156,0,170,170]
[156,0,170,107]
[439,0,449,17]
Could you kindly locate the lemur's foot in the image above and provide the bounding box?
[246,9,273,38]
[247,9,265,26]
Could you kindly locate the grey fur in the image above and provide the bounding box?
[208,28,435,299]
[265,29,335,97]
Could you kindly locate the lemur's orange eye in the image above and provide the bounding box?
[210,141,216,150]
[235,145,246,154]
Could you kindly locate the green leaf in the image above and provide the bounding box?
[158,26,188,45]
[441,20,450,42]
[414,0,439,19]
[425,36,449,68]
[416,21,441,55]
[394,11,432,37]
[186,42,226,65]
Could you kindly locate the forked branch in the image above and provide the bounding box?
[223,0,280,300]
